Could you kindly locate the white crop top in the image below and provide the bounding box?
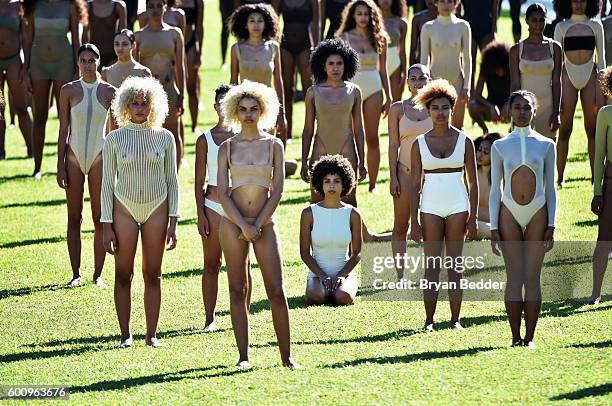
[416,132,466,170]
[205,130,220,186]
[311,204,353,276]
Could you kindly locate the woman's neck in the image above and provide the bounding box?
[324,78,344,87]
[381,9,392,18]
[149,18,163,29]
[571,13,588,21]
[247,35,263,45]
[117,55,135,65]
[479,164,491,176]
[354,25,369,36]
[526,31,544,43]
[82,73,98,83]
[239,125,260,139]
[321,196,342,208]
[437,13,453,23]
[431,123,450,135]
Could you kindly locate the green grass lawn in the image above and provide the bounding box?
[0,4,610,404]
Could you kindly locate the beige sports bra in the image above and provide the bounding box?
[228,138,274,190]
[237,41,276,86]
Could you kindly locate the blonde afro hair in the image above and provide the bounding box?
[111,76,169,128]
[414,78,457,110]
[221,80,280,133]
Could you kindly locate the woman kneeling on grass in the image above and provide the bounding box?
[300,155,362,306]
[217,80,298,369]
[101,76,180,349]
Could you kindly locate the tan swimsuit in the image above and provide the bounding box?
[398,101,432,168]
[138,29,179,109]
[236,41,276,86]
[313,83,356,154]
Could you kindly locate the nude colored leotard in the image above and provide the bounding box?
[313,83,357,154]
[236,41,276,87]
[593,105,612,197]
[342,32,382,100]
[398,101,432,168]
[420,14,472,90]
[68,78,109,174]
[489,126,556,230]
[554,14,605,91]
[385,18,402,75]
[101,122,180,225]
[518,40,556,139]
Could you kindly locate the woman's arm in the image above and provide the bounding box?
[69,3,81,70]
[388,102,401,195]
[194,134,209,236]
[409,139,423,241]
[311,0,321,46]
[379,39,392,113]
[253,139,285,229]
[550,41,562,131]
[544,142,557,228]
[230,43,239,85]
[508,44,520,92]
[461,21,472,92]
[593,107,609,197]
[409,14,420,65]
[595,20,606,71]
[272,42,287,141]
[352,87,367,180]
[164,132,180,218]
[174,29,186,114]
[100,134,117,223]
[196,0,204,54]
[56,84,72,188]
[116,0,127,30]
[300,87,316,181]
[488,143,503,230]
[399,18,408,83]
[217,142,252,230]
[299,207,328,278]
[337,208,362,277]
[419,22,430,66]
[464,137,479,238]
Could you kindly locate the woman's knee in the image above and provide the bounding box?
[115,269,134,286]
[203,259,222,275]
[333,290,354,306]
[143,268,161,286]
[392,222,409,238]
[229,281,249,302]
[306,287,327,305]
[267,283,287,305]
[67,211,83,228]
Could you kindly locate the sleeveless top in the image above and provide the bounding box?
[204,130,220,186]
[518,40,555,97]
[416,132,466,171]
[0,14,19,32]
[385,19,402,48]
[237,41,276,86]
[310,204,352,276]
[313,83,356,153]
[398,103,433,167]
[33,0,70,38]
[138,30,176,59]
[89,1,119,58]
[227,138,274,190]
[343,33,378,71]
[281,0,312,24]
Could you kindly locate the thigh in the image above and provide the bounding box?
[113,198,140,269]
[444,211,468,248]
[306,275,327,297]
[202,206,224,262]
[598,184,612,240]
[219,218,250,284]
[296,50,312,90]
[337,272,358,298]
[362,92,383,133]
[579,73,598,124]
[523,205,547,241]
[561,71,579,117]
[87,156,103,221]
[32,80,52,115]
[6,62,27,108]
[252,222,284,290]
[65,149,85,213]
[393,164,411,228]
[421,213,445,258]
[469,99,492,119]
[280,49,296,86]
[140,201,169,273]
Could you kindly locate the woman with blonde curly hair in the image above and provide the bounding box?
[336,0,392,192]
[420,0,472,129]
[101,76,180,349]
[217,80,298,369]
[409,78,478,332]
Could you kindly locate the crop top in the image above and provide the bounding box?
[227,138,274,190]
[416,132,466,171]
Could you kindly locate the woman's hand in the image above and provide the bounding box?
[197,214,210,238]
[322,277,334,293]
[543,226,554,252]
[410,222,422,243]
[20,68,31,93]
[382,98,391,117]
[300,163,310,183]
[240,224,261,242]
[358,164,367,182]
[490,230,502,256]
[459,89,470,104]
[103,224,118,255]
[591,196,604,216]
[166,223,178,250]
[390,175,400,197]
[490,104,501,122]
[332,276,345,292]
[277,113,287,141]
[549,112,560,133]
[176,96,184,117]
[465,217,477,240]
[56,165,68,189]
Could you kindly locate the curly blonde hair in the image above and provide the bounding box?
[336,0,388,54]
[221,80,280,133]
[414,78,457,110]
[111,76,168,128]
[600,66,612,97]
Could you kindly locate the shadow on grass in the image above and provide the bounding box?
[280,194,311,206]
[563,176,591,184]
[568,339,612,349]
[574,219,598,227]
[0,283,65,300]
[68,365,250,394]
[178,217,197,226]
[0,172,54,183]
[0,230,93,249]
[0,197,90,209]
[4,151,55,161]
[568,152,589,163]
[324,346,498,368]
[550,383,611,400]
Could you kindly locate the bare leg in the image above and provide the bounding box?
[392,164,411,279]
[306,276,328,305]
[499,205,526,344]
[220,218,250,364]
[579,72,598,180]
[444,212,468,325]
[363,91,384,191]
[332,273,358,305]
[467,99,490,134]
[140,201,169,347]
[523,207,547,345]
[389,67,402,102]
[186,46,200,132]
[163,113,183,170]
[31,79,52,176]
[556,71,579,186]
[6,60,32,156]
[281,49,296,140]
[65,149,85,283]
[88,156,105,282]
[112,199,140,345]
[202,206,224,329]
[421,212,445,327]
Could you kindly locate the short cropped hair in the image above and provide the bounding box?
[214,84,232,104]
[112,76,169,128]
[414,78,457,110]
[508,90,538,110]
[229,3,280,41]
[310,38,360,83]
[311,154,356,197]
[221,80,280,133]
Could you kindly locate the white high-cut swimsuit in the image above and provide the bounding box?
[489,126,557,230]
[203,130,225,217]
[417,132,469,218]
[308,204,354,278]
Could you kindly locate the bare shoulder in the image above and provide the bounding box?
[349,206,362,222]
[114,0,127,9]
[301,205,313,220]
[61,80,79,93]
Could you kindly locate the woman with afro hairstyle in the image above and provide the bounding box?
[589,66,612,306]
[554,0,605,187]
[217,80,298,369]
[420,0,471,130]
[22,0,88,179]
[300,154,362,306]
[301,38,365,203]
[229,3,287,143]
[375,0,408,102]
[410,78,478,331]
[468,41,511,134]
[336,0,392,193]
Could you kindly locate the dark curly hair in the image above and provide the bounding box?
[525,2,548,19]
[374,0,408,18]
[599,66,612,96]
[310,38,360,83]
[480,41,510,80]
[214,84,232,103]
[24,0,87,25]
[336,0,388,54]
[311,154,356,197]
[553,0,600,19]
[228,3,280,41]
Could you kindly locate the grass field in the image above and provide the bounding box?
[0,4,610,404]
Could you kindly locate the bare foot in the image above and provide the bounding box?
[66,277,81,287]
[282,358,301,369]
[202,320,217,333]
[145,337,163,348]
[118,335,133,349]
[236,360,251,368]
[93,277,107,287]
